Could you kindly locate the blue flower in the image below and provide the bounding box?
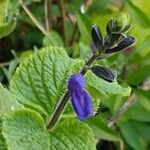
[68,74,94,120]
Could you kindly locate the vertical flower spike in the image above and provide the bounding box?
[68,74,94,120]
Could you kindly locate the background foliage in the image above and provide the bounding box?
[0,0,150,150]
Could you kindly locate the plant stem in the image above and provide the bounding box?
[46,54,99,129]
[44,0,52,32]
[57,0,68,46]
[107,93,136,127]
[107,79,150,127]
[46,91,70,129]
[69,23,78,45]
[0,62,10,68]
[20,0,47,35]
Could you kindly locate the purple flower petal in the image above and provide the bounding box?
[70,89,94,120]
[68,74,85,91]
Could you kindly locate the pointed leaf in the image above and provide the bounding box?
[43,31,64,47]
[91,65,116,82]
[135,89,150,112]
[126,0,150,29]
[119,122,144,150]
[76,12,92,44]
[0,83,22,117]
[104,35,136,54]
[91,24,103,50]
[86,71,131,97]
[87,116,121,142]
[125,103,150,122]
[127,65,150,85]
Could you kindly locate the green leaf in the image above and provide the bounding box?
[10,47,81,116]
[50,118,96,150]
[0,86,20,149]
[0,117,7,150]
[2,109,96,150]
[131,0,150,17]
[137,35,150,57]
[119,122,143,150]
[112,95,125,114]
[43,31,64,47]
[0,0,9,27]
[135,89,150,112]
[86,71,131,97]
[2,58,19,81]
[0,83,22,117]
[76,12,92,44]
[127,65,150,85]
[130,121,150,141]
[125,103,150,122]
[2,109,50,150]
[10,47,91,117]
[87,116,120,142]
[125,0,150,28]
[0,20,16,38]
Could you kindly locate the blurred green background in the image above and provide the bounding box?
[0,0,150,149]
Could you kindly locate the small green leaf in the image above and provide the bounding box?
[86,71,131,97]
[50,118,96,150]
[87,116,120,142]
[0,20,16,38]
[126,0,150,28]
[127,65,150,85]
[130,121,150,141]
[137,35,150,57]
[0,83,22,117]
[119,122,143,150]
[0,0,9,27]
[43,31,64,47]
[111,95,124,114]
[76,12,92,44]
[135,89,150,112]
[125,103,150,122]
[3,109,50,150]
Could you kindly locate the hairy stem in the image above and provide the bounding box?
[44,0,52,32]
[46,54,99,129]
[20,0,47,35]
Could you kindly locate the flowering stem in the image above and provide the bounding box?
[46,54,99,129]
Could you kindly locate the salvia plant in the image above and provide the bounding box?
[0,10,137,149]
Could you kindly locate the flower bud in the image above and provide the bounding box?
[106,13,131,34]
